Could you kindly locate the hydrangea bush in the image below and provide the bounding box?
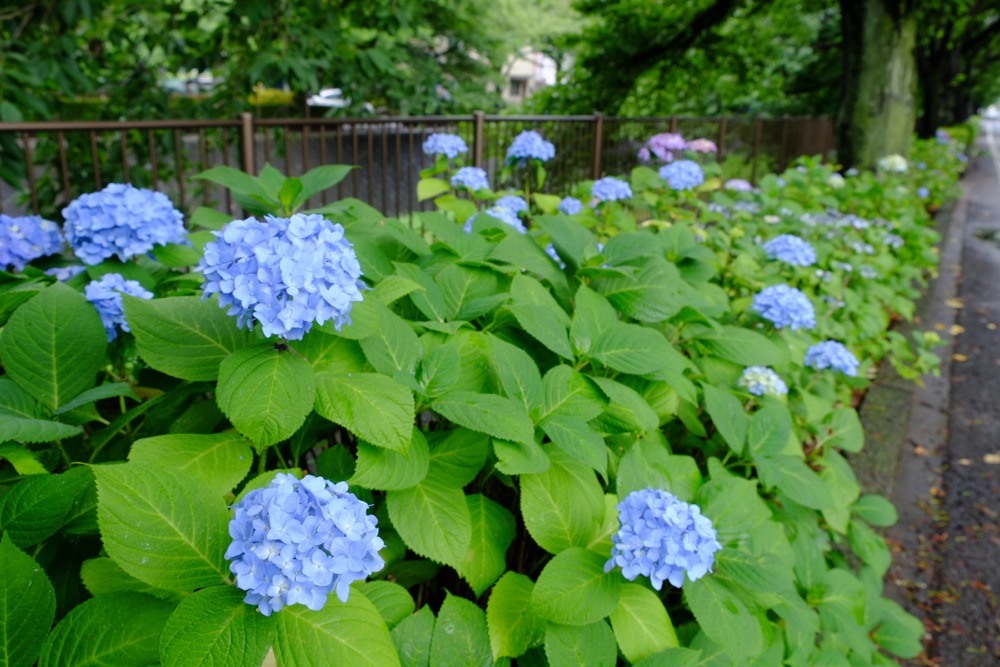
[0,125,970,666]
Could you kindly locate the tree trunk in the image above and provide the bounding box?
[837,0,917,168]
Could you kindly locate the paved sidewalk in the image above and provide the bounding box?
[860,122,1000,665]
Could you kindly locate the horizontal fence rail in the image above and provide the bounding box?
[0,113,836,220]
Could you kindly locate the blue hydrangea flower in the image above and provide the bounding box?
[495,195,529,215]
[752,284,815,330]
[506,130,555,163]
[590,177,632,204]
[738,366,788,397]
[558,196,584,215]
[84,273,154,340]
[658,160,704,191]
[763,234,817,267]
[0,214,63,271]
[450,167,490,191]
[198,214,364,340]
[225,473,385,616]
[45,265,86,282]
[805,340,859,376]
[544,243,566,269]
[63,184,186,265]
[422,133,468,159]
[724,179,753,192]
[605,488,722,590]
[463,206,526,234]
[917,187,930,199]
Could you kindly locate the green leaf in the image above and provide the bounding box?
[0,469,91,547]
[746,403,792,456]
[589,323,678,375]
[291,331,367,375]
[275,591,400,667]
[315,372,414,451]
[694,475,770,544]
[493,437,550,475]
[38,592,173,667]
[276,177,304,213]
[531,548,622,625]
[429,593,491,667]
[538,366,607,422]
[487,572,543,661]
[609,584,680,663]
[79,557,181,602]
[437,264,503,321]
[847,520,891,577]
[92,463,230,591]
[520,448,606,554]
[0,417,81,444]
[617,438,702,502]
[151,242,203,267]
[820,408,864,453]
[508,274,572,359]
[0,534,55,667]
[418,177,452,201]
[195,165,270,199]
[387,477,471,567]
[159,586,275,667]
[189,206,234,231]
[359,307,422,377]
[419,341,461,398]
[872,598,924,658]
[544,622,617,667]
[570,284,617,356]
[351,430,430,491]
[767,456,834,510]
[424,428,489,487]
[488,336,543,416]
[392,263,451,321]
[128,432,253,496]
[684,576,764,659]
[392,605,435,667]
[694,326,786,366]
[0,283,105,410]
[216,344,316,449]
[540,416,607,477]
[0,443,47,476]
[590,377,659,434]
[594,255,689,322]
[852,495,898,527]
[433,391,535,446]
[125,295,257,381]
[535,214,598,263]
[458,494,515,596]
[0,379,36,418]
[701,384,749,455]
[357,581,415,630]
[52,382,137,416]
[632,647,703,667]
[293,165,355,210]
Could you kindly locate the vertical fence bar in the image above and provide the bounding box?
[669,115,679,133]
[21,133,39,214]
[395,125,403,218]
[779,117,790,171]
[381,123,388,213]
[221,128,233,214]
[592,113,605,179]
[751,118,764,182]
[173,128,186,210]
[352,125,361,196]
[473,111,485,169]
[198,128,209,205]
[283,125,292,175]
[366,124,375,204]
[407,126,415,214]
[717,117,728,159]
[57,131,70,204]
[320,126,329,205]
[241,112,255,174]
[90,131,102,189]
[119,130,131,183]
[147,129,160,190]
[302,125,310,173]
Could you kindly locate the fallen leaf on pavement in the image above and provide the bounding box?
[953,353,969,362]
[945,297,964,308]
[984,453,1000,464]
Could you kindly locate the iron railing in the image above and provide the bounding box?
[0,113,836,220]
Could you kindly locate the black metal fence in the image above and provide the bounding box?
[0,113,835,220]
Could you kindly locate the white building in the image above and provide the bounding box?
[502,50,558,105]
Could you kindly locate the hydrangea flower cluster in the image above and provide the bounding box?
[45,265,86,282]
[752,284,815,330]
[917,187,930,199]
[558,196,584,215]
[763,234,817,267]
[605,488,722,590]
[464,206,526,234]
[506,130,555,163]
[84,273,154,341]
[805,340,859,376]
[422,133,468,159]
[0,214,64,271]
[63,184,186,265]
[198,214,364,340]
[640,133,687,162]
[827,174,846,189]
[590,177,632,203]
[225,473,385,616]
[685,138,717,153]
[877,154,908,174]
[724,179,753,192]
[495,195,529,214]
[738,366,789,397]
[450,167,490,191]
[659,160,704,191]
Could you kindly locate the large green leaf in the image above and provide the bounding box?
[819,408,864,453]
[391,605,435,667]
[684,576,764,660]
[275,591,400,667]
[0,282,105,410]
[0,444,46,476]
[424,428,490,487]
[0,468,91,547]
[79,557,181,602]
[539,416,607,477]
[487,572,543,661]
[92,463,230,591]
[766,455,835,510]
[315,372,414,451]
[609,584,680,663]
[216,343,316,449]
[520,448,606,554]
[357,581,415,630]
[544,622,617,667]
[292,164,355,209]
[428,594,491,667]
[128,432,253,496]
[570,284,617,356]
[851,494,898,527]
[457,494,514,596]
[359,306,422,377]
[589,322,678,375]
[872,598,924,658]
[617,438,702,502]
[694,474,770,545]
[124,295,257,381]
[38,593,173,667]
[594,256,690,322]
[159,586,275,667]
[537,365,607,423]
[693,325,786,366]
[488,335,543,416]
[746,403,792,456]
[433,391,535,446]
[387,477,471,567]
[508,274,572,359]
[701,383,749,455]
[0,417,80,444]
[0,534,55,667]
[531,548,622,625]
[194,165,270,199]
[590,376,659,434]
[351,430,430,491]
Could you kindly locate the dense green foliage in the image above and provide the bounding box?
[0,130,969,665]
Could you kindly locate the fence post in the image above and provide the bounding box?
[751,118,764,182]
[240,112,255,174]
[669,115,678,133]
[592,113,605,179]
[473,111,485,169]
[717,117,728,159]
